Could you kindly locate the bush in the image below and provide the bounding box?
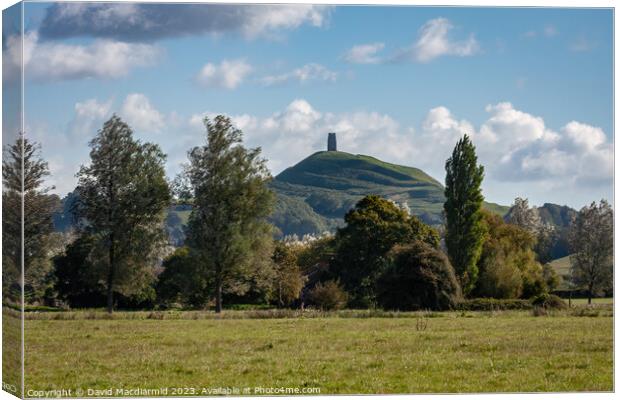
[377,241,461,311]
[456,298,532,311]
[307,280,348,310]
[531,293,567,310]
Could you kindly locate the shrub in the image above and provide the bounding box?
[377,241,461,311]
[531,293,567,310]
[456,298,532,311]
[307,280,348,310]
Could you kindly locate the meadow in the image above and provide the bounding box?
[17,306,614,395]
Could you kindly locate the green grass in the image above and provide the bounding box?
[22,309,612,395]
[2,309,22,396]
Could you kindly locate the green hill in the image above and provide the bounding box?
[270,151,509,237]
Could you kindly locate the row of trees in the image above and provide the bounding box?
[2,116,613,312]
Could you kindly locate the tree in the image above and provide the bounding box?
[505,197,555,263]
[332,195,440,307]
[569,200,613,304]
[377,241,461,311]
[156,247,210,308]
[183,115,274,313]
[475,211,545,299]
[444,134,486,295]
[2,134,58,304]
[307,280,348,310]
[76,115,170,313]
[272,242,306,307]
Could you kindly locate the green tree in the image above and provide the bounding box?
[2,134,58,304]
[475,211,545,299]
[156,247,210,308]
[76,115,170,313]
[332,195,440,307]
[377,241,461,311]
[569,200,613,304]
[444,135,486,295]
[183,115,274,313]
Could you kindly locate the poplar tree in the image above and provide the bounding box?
[76,115,170,313]
[183,115,274,313]
[444,135,486,295]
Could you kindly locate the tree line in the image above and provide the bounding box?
[2,115,613,313]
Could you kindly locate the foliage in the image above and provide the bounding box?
[569,200,613,304]
[377,241,461,311]
[505,197,555,263]
[272,242,306,307]
[531,293,567,310]
[331,195,440,307]
[75,115,171,312]
[183,115,275,312]
[542,263,560,292]
[2,134,59,304]
[456,298,532,311]
[156,247,210,308]
[475,211,546,299]
[307,280,348,310]
[444,134,486,295]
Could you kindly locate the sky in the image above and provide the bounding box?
[2,2,614,209]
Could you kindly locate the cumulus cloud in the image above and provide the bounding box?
[121,93,165,133]
[188,99,413,174]
[69,98,113,137]
[261,64,337,86]
[3,31,160,82]
[343,42,385,64]
[419,102,612,186]
[395,18,479,63]
[39,3,330,41]
[196,59,253,89]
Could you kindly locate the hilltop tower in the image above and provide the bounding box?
[327,132,337,151]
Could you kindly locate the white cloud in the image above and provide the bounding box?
[419,102,612,187]
[400,18,479,63]
[570,35,594,52]
[188,99,412,174]
[69,98,113,137]
[196,59,253,89]
[120,93,165,133]
[343,42,385,64]
[261,63,337,86]
[3,31,161,82]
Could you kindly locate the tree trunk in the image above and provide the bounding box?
[107,236,115,314]
[588,283,593,305]
[215,280,223,313]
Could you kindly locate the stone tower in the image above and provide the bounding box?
[327,132,337,151]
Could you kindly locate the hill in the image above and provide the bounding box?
[270,151,509,237]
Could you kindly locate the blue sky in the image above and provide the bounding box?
[3,2,614,209]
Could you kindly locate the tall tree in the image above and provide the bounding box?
[183,115,274,313]
[569,200,613,304]
[76,115,170,313]
[2,134,58,303]
[444,134,486,295]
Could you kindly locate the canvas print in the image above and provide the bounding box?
[2,1,614,397]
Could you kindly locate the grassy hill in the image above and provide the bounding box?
[270,151,509,237]
[548,255,572,290]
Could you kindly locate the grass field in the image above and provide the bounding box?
[19,308,613,395]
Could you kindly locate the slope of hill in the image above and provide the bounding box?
[270,151,509,237]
